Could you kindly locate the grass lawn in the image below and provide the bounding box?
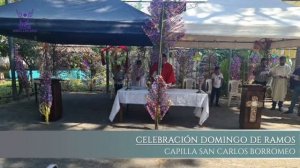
[0,80,14,104]
[60,80,106,92]
[0,79,107,104]
[0,80,14,96]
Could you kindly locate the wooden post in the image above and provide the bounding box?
[119,104,123,122]
[155,116,159,130]
[34,82,38,103]
[158,2,165,75]
[6,0,17,100]
[229,49,232,80]
[106,50,110,93]
[9,37,17,100]
[155,105,160,130]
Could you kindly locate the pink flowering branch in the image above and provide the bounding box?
[146,75,172,129]
[231,55,242,80]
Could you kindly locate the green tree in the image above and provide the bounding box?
[0,36,8,57]
[15,38,40,83]
[0,0,5,6]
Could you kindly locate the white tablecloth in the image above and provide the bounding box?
[109,88,209,125]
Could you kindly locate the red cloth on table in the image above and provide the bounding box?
[150,62,176,84]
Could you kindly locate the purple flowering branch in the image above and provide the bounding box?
[14,49,30,97]
[39,44,53,123]
[143,0,186,64]
[248,53,260,81]
[270,55,279,68]
[198,54,218,78]
[174,49,195,84]
[231,55,242,80]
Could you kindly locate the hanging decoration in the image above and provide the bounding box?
[101,46,130,89]
[248,52,261,82]
[39,43,53,123]
[101,46,129,74]
[198,52,218,78]
[231,55,242,80]
[146,75,172,129]
[173,49,196,86]
[14,48,30,97]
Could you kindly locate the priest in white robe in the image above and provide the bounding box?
[131,60,145,87]
[270,56,291,111]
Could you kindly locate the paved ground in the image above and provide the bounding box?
[0,92,299,131]
[0,92,299,167]
[1,158,300,168]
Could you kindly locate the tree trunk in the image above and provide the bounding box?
[29,68,33,94]
[8,37,18,100]
[29,68,33,82]
[6,0,17,100]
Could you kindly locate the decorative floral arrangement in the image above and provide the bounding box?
[101,46,130,88]
[14,49,30,96]
[248,52,260,81]
[253,39,272,57]
[143,0,186,64]
[173,49,196,85]
[39,44,53,123]
[82,58,90,70]
[198,53,217,78]
[145,75,172,124]
[270,55,279,68]
[101,46,129,74]
[230,55,242,80]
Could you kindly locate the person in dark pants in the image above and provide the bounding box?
[113,65,125,93]
[283,66,300,115]
[252,58,270,107]
[210,66,223,107]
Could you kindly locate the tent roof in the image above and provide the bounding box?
[0,0,152,46]
[177,0,300,49]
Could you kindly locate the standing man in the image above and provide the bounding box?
[210,66,223,107]
[113,65,125,93]
[253,58,269,86]
[284,66,300,115]
[131,60,145,87]
[150,54,176,85]
[270,56,291,111]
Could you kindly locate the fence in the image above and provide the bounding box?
[8,70,87,80]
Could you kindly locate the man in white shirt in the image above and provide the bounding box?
[210,66,224,107]
[131,60,145,87]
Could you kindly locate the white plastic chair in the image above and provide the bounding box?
[183,78,196,89]
[228,80,241,106]
[205,79,212,94]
